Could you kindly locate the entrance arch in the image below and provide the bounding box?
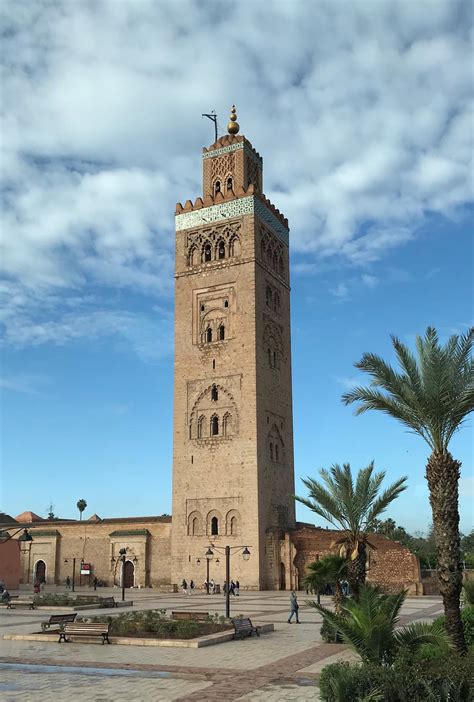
[35,560,46,583]
[280,562,286,590]
[123,560,135,588]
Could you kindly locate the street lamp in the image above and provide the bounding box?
[64,558,77,592]
[208,544,251,618]
[119,548,127,602]
[0,528,33,544]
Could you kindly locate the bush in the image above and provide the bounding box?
[320,614,345,643]
[319,654,473,702]
[463,581,474,606]
[434,605,474,646]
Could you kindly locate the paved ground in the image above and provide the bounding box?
[0,587,443,701]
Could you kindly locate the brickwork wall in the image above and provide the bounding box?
[5,518,171,588]
[290,526,422,594]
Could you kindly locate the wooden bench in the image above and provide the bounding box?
[75,595,100,604]
[232,617,260,639]
[7,599,36,610]
[171,611,209,622]
[59,622,111,644]
[99,596,118,608]
[42,613,77,632]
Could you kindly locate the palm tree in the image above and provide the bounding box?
[304,554,348,613]
[312,584,449,666]
[76,499,87,521]
[342,327,473,654]
[296,463,407,597]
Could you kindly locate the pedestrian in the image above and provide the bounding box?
[223,581,227,596]
[189,579,195,595]
[229,580,236,596]
[210,578,215,594]
[40,576,46,591]
[66,576,71,589]
[33,580,41,596]
[182,579,188,595]
[287,590,300,624]
[1,589,11,604]
[93,576,98,591]
[235,580,240,596]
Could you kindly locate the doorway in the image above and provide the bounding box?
[123,560,135,588]
[280,562,286,590]
[35,560,46,583]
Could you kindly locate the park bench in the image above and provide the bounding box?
[99,596,118,608]
[171,611,209,622]
[232,617,260,639]
[59,622,111,644]
[75,595,100,604]
[42,613,77,632]
[7,599,36,610]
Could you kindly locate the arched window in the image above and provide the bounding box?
[223,413,232,436]
[268,348,272,366]
[206,327,213,343]
[214,180,221,196]
[211,516,218,535]
[229,236,241,258]
[230,516,237,535]
[274,292,280,311]
[211,385,218,402]
[275,445,279,462]
[192,517,198,535]
[189,420,193,439]
[266,287,272,306]
[211,415,219,436]
[273,350,277,368]
[197,415,204,439]
[270,443,274,460]
[278,255,284,276]
[227,177,233,191]
[219,325,225,341]
[218,241,226,259]
[204,244,212,262]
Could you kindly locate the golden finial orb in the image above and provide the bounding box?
[227,104,240,135]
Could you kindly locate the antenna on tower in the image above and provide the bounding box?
[202,111,218,142]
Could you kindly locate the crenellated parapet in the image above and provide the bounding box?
[176,184,288,230]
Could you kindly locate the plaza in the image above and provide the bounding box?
[0,586,444,700]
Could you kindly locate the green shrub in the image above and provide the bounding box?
[463,581,474,606]
[319,654,473,702]
[434,605,474,646]
[320,615,345,643]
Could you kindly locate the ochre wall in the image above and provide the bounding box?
[0,539,21,590]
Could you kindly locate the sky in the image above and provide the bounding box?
[1,0,473,535]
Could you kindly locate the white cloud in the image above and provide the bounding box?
[330,282,350,300]
[1,0,472,351]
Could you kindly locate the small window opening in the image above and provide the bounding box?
[191,455,193,464]
[224,300,229,308]
[197,416,204,439]
[212,359,216,369]
[211,416,219,436]
[219,325,225,341]
[211,385,218,401]
[267,416,269,424]
[204,244,212,262]
[227,177,233,191]
[206,327,213,343]
[214,180,221,195]
[273,351,277,367]
[269,443,274,460]
[275,445,279,462]
[218,241,225,259]
[230,516,237,535]
[201,304,205,311]
[268,348,272,366]
[192,517,198,535]
[211,516,218,536]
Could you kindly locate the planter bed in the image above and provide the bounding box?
[3,623,274,648]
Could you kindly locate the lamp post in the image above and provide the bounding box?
[207,545,251,618]
[0,528,33,544]
[197,547,214,594]
[119,548,127,602]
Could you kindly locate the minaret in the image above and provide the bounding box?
[171,107,295,590]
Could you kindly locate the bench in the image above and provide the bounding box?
[99,597,118,608]
[75,595,100,604]
[7,599,36,610]
[42,613,77,632]
[171,611,209,622]
[232,617,260,639]
[59,622,111,644]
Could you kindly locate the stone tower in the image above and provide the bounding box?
[171,108,295,590]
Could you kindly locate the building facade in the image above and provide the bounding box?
[171,109,295,589]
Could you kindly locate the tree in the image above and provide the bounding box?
[304,554,348,613]
[342,326,474,654]
[76,499,87,520]
[312,584,449,666]
[296,462,407,597]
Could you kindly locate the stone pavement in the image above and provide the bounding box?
[0,588,444,701]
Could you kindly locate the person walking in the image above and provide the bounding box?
[189,580,195,595]
[182,579,188,595]
[229,580,236,596]
[287,591,300,624]
[66,576,71,590]
[210,579,215,594]
[235,580,240,596]
[93,576,98,591]
[33,580,41,596]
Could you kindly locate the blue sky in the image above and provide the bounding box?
[1,0,473,534]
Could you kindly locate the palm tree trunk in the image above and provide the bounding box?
[334,581,343,614]
[347,542,367,599]
[426,450,466,654]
